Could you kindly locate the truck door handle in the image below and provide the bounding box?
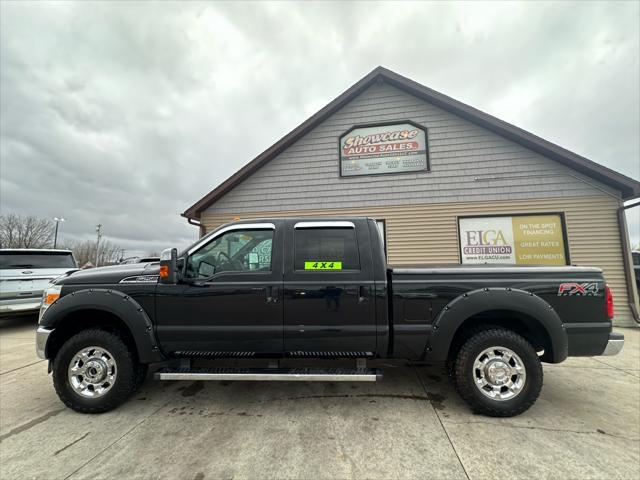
[358,286,368,303]
[266,286,279,304]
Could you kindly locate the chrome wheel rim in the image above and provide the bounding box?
[473,346,526,401]
[68,346,117,398]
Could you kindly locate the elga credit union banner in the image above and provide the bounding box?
[340,123,428,176]
[459,214,568,265]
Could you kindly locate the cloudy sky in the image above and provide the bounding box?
[1,1,638,255]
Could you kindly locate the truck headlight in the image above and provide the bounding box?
[39,285,62,324]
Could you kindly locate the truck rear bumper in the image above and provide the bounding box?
[600,332,624,356]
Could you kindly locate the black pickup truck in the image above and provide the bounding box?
[36,217,623,416]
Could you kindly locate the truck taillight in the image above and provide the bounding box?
[605,285,614,320]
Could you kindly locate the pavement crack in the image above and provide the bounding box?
[1,359,46,375]
[590,357,640,378]
[414,369,470,480]
[64,401,169,480]
[443,420,640,442]
[0,408,65,443]
[54,432,90,456]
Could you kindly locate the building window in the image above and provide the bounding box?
[294,227,360,271]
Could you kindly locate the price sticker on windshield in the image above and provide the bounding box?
[304,261,342,270]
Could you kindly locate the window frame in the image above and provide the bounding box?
[292,221,362,273]
[184,223,276,280]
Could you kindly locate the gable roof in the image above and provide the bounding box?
[183,66,640,219]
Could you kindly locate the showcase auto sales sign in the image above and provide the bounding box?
[458,215,567,265]
[340,123,428,176]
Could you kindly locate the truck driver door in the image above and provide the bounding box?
[155,222,283,355]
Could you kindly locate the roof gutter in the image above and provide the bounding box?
[618,200,640,324]
[182,67,640,218]
[186,216,207,239]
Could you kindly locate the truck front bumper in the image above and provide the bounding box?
[601,332,624,356]
[36,327,54,359]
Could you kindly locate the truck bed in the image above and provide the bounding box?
[389,264,610,360]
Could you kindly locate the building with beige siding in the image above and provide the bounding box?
[183,67,640,326]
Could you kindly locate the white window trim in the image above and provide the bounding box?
[187,223,275,256]
[294,221,355,229]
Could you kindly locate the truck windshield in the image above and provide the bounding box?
[0,252,76,269]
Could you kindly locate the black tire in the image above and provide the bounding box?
[52,329,138,413]
[445,358,457,386]
[454,328,543,417]
[133,363,149,392]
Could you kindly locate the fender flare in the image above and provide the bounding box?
[426,288,568,363]
[40,288,164,363]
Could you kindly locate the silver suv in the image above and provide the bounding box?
[0,249,77,315]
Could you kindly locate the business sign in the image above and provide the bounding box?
[340,123,428,176]
[458,214,568,265]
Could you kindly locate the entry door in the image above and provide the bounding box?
[155,223,283,355]
[283,219,376,355]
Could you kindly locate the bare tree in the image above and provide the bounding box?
[0,214,54,248]
[60,239,123,267]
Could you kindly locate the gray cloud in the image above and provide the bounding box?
[1,1,638,254]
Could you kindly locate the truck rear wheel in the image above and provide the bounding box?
[52,329,138,413]
[454,328,543,417]
[133,363,149,393]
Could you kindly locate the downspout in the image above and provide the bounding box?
[187,217,206,239]
[618,200,640,324]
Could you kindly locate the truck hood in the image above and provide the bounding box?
[55,263,160,285]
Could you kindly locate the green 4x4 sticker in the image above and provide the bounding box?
[304,261,342,270]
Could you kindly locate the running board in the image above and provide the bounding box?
[155,367,382,382]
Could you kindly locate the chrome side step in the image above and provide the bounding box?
[155,367,382,382]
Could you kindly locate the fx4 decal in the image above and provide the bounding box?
[558,282,599,296]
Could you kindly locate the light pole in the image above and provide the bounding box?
[95,224,103,267]
[53,217,65,248]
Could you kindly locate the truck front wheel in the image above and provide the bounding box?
[52,329,138,413]
[454,328,543,417]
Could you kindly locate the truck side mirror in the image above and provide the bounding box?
[159,248,178,284]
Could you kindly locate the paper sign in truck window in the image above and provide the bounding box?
[304,261,343,270]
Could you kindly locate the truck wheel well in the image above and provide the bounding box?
[47,309,138,362]
[446,310,554,364]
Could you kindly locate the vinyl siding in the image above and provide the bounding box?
[204,81,619,214]
[198,79,635,326]
[201,195,636,327]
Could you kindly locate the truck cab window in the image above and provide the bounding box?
[186,229,273,278]
[294,227,360,271]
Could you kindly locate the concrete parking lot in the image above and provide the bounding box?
[1,316,638,480]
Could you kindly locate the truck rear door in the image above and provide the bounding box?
[283,219,376,355]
